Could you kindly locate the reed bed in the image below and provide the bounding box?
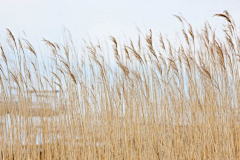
[1,11,240,159]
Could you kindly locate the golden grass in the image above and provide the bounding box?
[1,11,240,159]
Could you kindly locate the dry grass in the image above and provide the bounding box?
[1,11,240,159]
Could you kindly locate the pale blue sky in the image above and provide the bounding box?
[0,0,240,43]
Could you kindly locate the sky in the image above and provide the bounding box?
[0,0,240,44]
[0,0,239,96]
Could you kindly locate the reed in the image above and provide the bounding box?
[1,11,240,159]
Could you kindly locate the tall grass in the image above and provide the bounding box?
[1,11,240,159]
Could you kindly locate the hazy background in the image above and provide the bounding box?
[0,0,240,44]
